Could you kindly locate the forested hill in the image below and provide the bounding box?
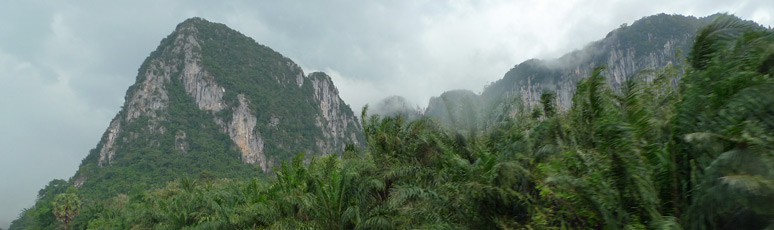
[10,18,363,229]
[73,17,363,194]
[426,13,723,131]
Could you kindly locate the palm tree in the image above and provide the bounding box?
[52,192,81,230]
[675,14,774,229]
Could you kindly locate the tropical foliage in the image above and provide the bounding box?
[51,190,80,230]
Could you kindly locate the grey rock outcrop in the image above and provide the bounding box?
[96,21,271,168]
[425,14,715,127]
[309,72,362,153]
[174,130,188,153]
[504,32,691,111]
[98,119,121,166]
[226,94,267,171]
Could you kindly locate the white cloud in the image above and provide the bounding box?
[322,67,384,114]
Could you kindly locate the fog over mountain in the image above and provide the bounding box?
[1,1,773,228]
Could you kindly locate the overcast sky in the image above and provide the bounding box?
[1,0,772,227]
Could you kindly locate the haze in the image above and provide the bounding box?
[1,0,773,228]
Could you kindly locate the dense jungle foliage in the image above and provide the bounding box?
[11,15,774,230]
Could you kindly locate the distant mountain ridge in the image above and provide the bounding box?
[425,13,723,130]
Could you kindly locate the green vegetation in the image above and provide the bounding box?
[52,189,80,230]
[70,72,266,201]
[609,13,713,57]
[194,19,331,160]
[540,91,556,118]
[11,15,774,229]
[9,180,69,230]
[181,19,364,162]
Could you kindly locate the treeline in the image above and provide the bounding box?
[12,14,774,230]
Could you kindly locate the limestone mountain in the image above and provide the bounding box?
[370,95,423,121]
[424,90,482,131]
[425,13,722,130]
[70,17,363,196]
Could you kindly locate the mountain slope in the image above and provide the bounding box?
[425,13,719,130]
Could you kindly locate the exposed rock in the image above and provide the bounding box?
[286,61,305,87]
[98,119,121,166]
[73,176,87,188]
[309,72,362,152]
[174,130,188,153]
[509,34,688,111]
[125,61,170,122]
[469,14,711,122]
[173,24,268,168]
[180,52,225,111]
[226,94,267,171]
[166,23,225,112]
[98,22,204,166]
[311,73,339,122]
[269,116,280,128]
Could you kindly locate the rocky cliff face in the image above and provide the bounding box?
[96,21,273,171]
[225,94,266,169]
[78,17,364,192]
[309,72,363,153]
[426,14,716,126]
[499,29,693,110]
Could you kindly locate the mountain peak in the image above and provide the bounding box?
[180,16,209,25]
[168,17,253,51]
[175,17,217,31]
[64,17,364,199]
